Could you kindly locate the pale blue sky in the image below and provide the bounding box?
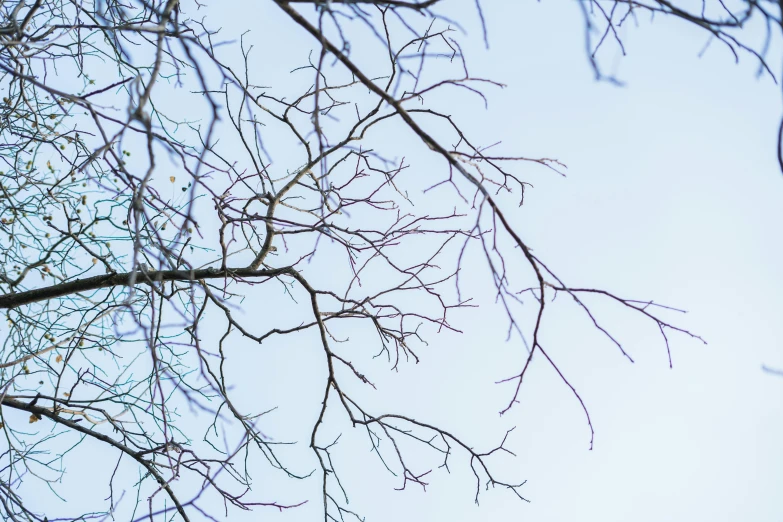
[28,2,783,521]
[251,3,783,521]
[225,3,783,521]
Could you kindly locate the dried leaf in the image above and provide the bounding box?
[169,176,176,183]
[55,354,63,363]
[29,414,41,424]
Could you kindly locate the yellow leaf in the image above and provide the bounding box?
[169,176,176,183]
[55,354,63,363]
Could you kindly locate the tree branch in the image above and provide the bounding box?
[1,397,190,521]
[0,267,293,309]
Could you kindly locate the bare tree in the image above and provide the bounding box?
[0,1,776,521]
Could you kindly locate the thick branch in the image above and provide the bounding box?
[1,397,190,521]
[0,267,292,309]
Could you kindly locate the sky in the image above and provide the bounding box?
[441,4,783,521]
[255,2,783,521]
[205,2,783,521]
[24,1,783,521]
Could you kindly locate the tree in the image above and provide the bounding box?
[0,1,777,521]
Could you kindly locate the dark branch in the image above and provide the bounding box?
[0,267,293,309]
